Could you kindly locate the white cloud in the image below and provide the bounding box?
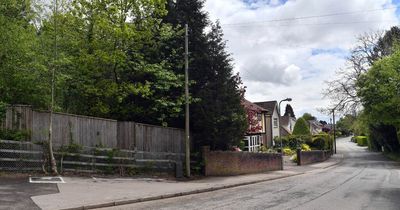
[204,0,399,120]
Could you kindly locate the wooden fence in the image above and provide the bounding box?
[1,105,185,159]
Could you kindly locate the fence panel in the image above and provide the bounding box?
[31,111,118,148]
[134,123,185,153]
[1,106,184,157]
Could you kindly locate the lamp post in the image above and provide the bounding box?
[278,98,292,170]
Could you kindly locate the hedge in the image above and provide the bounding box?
[356,136,368,146]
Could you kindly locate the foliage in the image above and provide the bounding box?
[259,145,268,152]
[301,144,311,151]
[293,117,311,136]
[355,136,368,147]
[164,1,247,150]
[0,129,30,141]
[0,0,248,152]
[58,142,83,154]
[357,48,400,152]
[283,147,294,156]
[283,104,295,118]
[336,114,356,136]
[0,102,6,122]
[276,135,309,150]
[311,133,332,150]
[301,113,316,121]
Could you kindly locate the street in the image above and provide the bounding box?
[102,137,400,210]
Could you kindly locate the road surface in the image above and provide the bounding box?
[103,136,400,210]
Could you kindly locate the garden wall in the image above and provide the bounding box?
[297,150,332,165]
[202,146,282,176]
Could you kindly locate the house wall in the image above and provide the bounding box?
[202,146,282,176]
[271,107,280,140]
[264,114,272,147]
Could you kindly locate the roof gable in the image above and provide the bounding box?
[254,101,278,114]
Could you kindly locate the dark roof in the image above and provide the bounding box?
[280,116,290,127]
[241,99,267,113]
[254,101,277,114]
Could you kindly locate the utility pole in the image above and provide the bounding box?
[332,109,336,154]
[184,24,190,177]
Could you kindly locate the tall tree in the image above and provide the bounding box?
[302,113,316,121]
[357,49,400,152]
[0,0,48,107]
[164,0,247,150]
[283,104,295,118]
[37,0,185,126]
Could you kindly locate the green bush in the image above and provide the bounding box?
[356,136,368,146]
[301,143,311,151]
[292,117,311,135]
[283,147,294,156]
[311,133,332,150]
[276,135,310,150]
[0,129,30,141]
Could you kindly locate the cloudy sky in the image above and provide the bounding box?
[204,0,400,121]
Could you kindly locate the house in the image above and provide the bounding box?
[280,115,296,136]
[241,99,267,152]
[308,120,323,134]
[254,101,280,147]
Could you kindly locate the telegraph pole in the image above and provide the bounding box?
[184,24,190,177]
[332,109,336,154]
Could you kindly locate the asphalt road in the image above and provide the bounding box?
[105,136,400,210]
[0,175,58,210]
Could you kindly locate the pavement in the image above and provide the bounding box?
[30,150,343,210]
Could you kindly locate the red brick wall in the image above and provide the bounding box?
[298,150,332,165]
[202,147,282,176]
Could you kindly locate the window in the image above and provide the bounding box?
[273,118,278,128]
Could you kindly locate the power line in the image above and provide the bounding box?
[222,6,399,27]
[223,20,398,29]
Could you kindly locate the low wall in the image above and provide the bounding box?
[202,146,282,176]
[297,150,332,165]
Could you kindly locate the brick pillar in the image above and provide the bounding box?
[297,148,301,166]
[201,146,210,176]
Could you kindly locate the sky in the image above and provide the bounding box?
[204,0,400,121]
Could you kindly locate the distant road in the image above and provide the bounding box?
[106,136,400,210]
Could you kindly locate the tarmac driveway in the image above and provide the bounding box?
[0,175,59,210]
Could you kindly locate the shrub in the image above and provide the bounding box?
[311,133,332,150]
[293,118,311,135]
[301,143,311,151]
[356,136,368,146]
[283,147,295,156]
[0,129,30,141]
[276,135,308,150]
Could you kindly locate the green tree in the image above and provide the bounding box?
[357,48,400,152]
[164,0,247,150]
[37,0,185,126]
[0,0,49,108]
[336,114,356,136]
[284,104,295,118]
[292,117,311,136]
[302,113,316,121]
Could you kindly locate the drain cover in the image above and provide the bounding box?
[29,176,65,184]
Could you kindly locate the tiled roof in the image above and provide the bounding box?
[254,101,277,114]
[241,99,268,113]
